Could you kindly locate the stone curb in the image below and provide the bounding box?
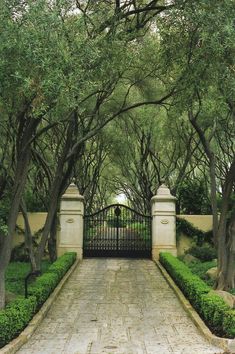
[155,260,235,354]
[0,258,80,354]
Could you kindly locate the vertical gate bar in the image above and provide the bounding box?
[84,204,152,258]
[116,209,119,252]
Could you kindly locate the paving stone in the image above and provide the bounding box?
[16,259,222,354]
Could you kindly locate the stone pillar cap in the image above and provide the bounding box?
[157,184,171,195]
[62,182,84,200]
[151,184,176,203]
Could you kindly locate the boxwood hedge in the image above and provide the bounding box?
[159,252,235,338]
[0,252,76,348]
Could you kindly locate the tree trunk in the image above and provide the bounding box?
[216,158,235,290]
[0,117,40,308]
[34,130,80,269]
[48,213,58,263]
[209,155,219,246]
[0,269,5,309]
[188,110,218,245]
[225,209,235,289]
[34,190,60,270]
[20,200,37,271]
[0,148,31,308]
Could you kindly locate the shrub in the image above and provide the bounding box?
[186,244,217,262]
[223,310,235,338]
[28,272,60,307]
[230,288,235,295]
[0,296,37,348]
[186,260,217,287]
[160,253,210,310]
[200,293,230,334]
[46,252,76,278]
[0,252,76,348]
[29,252,76,307]
[159,253,233,338]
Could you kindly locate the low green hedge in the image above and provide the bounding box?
[159,252,235,338]
[0,297,37,348]
[0,252,76,348]
[28,252,76,308]
[223,310,235,338]
[28,272,60,307]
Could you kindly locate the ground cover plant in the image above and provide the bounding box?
[186,260,217,287]
[181,243,235,294]
[0,252,76,348]
[160,252,235,338]
[6,261,50,298]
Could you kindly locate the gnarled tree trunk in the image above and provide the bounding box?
[0,117,40,308]
[20,200,37,271]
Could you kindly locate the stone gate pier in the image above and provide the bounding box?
[151,184,177,260]
[57,182,84,260]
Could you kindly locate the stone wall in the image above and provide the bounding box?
[14,212,213,256]
[177,214,213,231]
[176,215,213,255]
[14,212,47,247]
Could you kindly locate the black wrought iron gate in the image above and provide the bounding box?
[83,204,152,258]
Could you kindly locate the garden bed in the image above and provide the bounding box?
[6,260,50,300]
[159,252,235,339]
[0,252,77,348]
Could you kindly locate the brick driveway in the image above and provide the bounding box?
[17,259,222,354]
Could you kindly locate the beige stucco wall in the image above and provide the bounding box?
[176,215,213,255]
[14,212,47,247]
[177,214,213,232]
[177,234,193,256]
[13,213,213,255]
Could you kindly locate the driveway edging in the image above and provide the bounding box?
[0,259,80,354]
[155,260,235,354]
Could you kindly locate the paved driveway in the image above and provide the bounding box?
[17,259,222,354]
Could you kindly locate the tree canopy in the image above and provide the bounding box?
[0,0,234,308]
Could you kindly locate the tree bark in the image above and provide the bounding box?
[216,158,235,289]
[20,200,37,271]
[48,213,58,263]
[0,269,5,309]
[189,110,218,245]
[0,147,31,308]
[34,177,61,270]
[225,208,235,289]
[0,117,39,308]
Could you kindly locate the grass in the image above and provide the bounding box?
[6,260,51,296]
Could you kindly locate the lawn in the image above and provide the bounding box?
[6,261,51,297]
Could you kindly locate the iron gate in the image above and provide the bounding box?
[83,204,152,258]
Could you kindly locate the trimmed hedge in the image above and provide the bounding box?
[0,297,37,347]
[0,252,76,348]
[159,252,235,338]
[223,311,235,338]
[28,252,76,308]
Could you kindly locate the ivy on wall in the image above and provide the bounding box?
[176,217,213,245]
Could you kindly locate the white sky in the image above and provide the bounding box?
[115,193,127,204]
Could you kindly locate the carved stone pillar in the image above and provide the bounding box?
[57,182,84,260]
[151,184,177,260]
